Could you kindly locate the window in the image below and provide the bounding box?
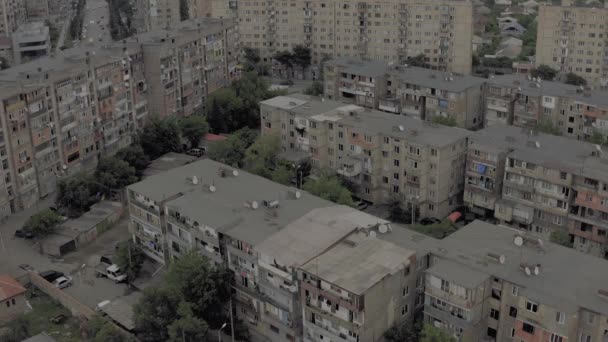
[556,311,565,324]
[382,176,389,184]
[401,305,408,316]
[394,159,400,166]
[522,322,535,334]
[393,172,399,180]
[487,327,497,338]
[579,334,591,342]
[510,329,515,338]
[490,308,500,320]
[394,146,400,153]
[550,334,564,342]
[586,312,595,325]
[270,325,280,334]
[509,306,518,318]
[393,185,399,193]
[512,285,519,296]
[526,301,538,313]
[403,286,409,296]
[440,279,450,292]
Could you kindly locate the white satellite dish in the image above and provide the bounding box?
[289,285,297,293]
[524,267,531,276]
[378,224,388,234]
[209,185,216,193]
[499,255,506,264]
[62,164,67,170]
[192,176,198,185]
[398,125,404,132]
[369,231,377,238]
[514,236,524,247]
[295,190,301,199]
[533,266,540,275]
[251,201,259,209]
[233,170,239,177]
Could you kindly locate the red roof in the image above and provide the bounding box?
[0,274,26,301]
[204,133,228,142]
[447,211,462,223]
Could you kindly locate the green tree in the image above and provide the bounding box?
[179,115,209,149]
[115,144,150,177]
[179,0,188,20]
[244,47,261,65]
[2,316,30,342]
[565,72,587,86]
[134,286,180,342]
[94,323,130,342]
[406,54,428,68]
[588,130,606,145]
[95,157,138,193]
[531,65,558,80]
[56,173,100,217]
[229,317,251,342]
[0,56,9,69]
[270,164,292,185]
[292,45,312,77]
[550,230,573,248]
[139,117,182,159]
[431,116,458,127]
[419,324,457,342]
[115,240,145,281]
[243,134,281,177]
[164,251,232,328]
[302,173,354,206]
[208,128,258,167]
[273,50,294,77]
[385,321,419,342]
[304,81,324,96]
[535,119,562,136]
[24,209,63,237]
[167,302,209,342]
[388,198,411,224]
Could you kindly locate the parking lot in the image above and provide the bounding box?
[0,205,136,311]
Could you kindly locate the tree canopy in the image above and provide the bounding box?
[419,324,457,342]
[134,287,180,342]
[406,54,429,68]
[565,72,587,86]
[243,134,282,178]
[535,119,562,136]
[431,116,458,127]
[304,81,324,96]
[207,128,258,167]
[302,173,354,206]
[24,209,63,237]
[56,173,100,217]
[95,157,138,194]
[550,230,573,248]
[179,115,209,149]
[531,65,558,80]
[115,144,150,177]
[115,239,145,281]
[139,117,182,159]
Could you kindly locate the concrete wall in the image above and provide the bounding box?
[0,293,27,323]
[29,272,96,319]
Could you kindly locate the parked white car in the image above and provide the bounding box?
[53,276,72,289]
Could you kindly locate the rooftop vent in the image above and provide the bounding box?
[486,252,506,264]
[218,167,238,177]
[287,188,301,199]
[244,200,259,210]
[342,239,357,247]
[289,101,297,106]
[263,200,280,208]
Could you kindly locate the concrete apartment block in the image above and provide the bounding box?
[126,158,420,342]
[0,0,26,37]
[135,0,180,31]
[234,0,473,75]
[323,58,485,130]
[536,0,608,88]
[11,21,50,64]
[484,75,608,142]
[260,94,470,219]
[24,0,48,19]
[464,125,608,259]
[0,18,238,215]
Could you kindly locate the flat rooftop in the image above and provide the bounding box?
[325,57,389,78]
[262,94,471,147]
[256,206,391,268]
[436,220,608,315]
[301,232,414,295]
[142,152,198,178]
[129,159,337,246]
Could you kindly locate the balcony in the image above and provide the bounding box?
[303,320,354,342]
[226,243,256,262]
[424,304,474,330]
[336,157,362,177]
[339,87,366,96]
[300,280,363,313]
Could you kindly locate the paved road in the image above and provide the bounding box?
[81,0,111,46]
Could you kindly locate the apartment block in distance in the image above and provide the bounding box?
[0,0,26,37]
[137,18,239,118]
[126,158,417,342]
[464,124,608,259]
[485,74,608,142]
[410,220,608,342]
[323,58,486,129]
[134,0,180,31]
[236,0,473,74]
[260,94,470,219]
[536,0,608,88]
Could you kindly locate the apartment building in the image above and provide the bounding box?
[417,220,608,342]
[464,125,608,259]
[23,0,49,19]
[187,0,236,19]
[0,0,26,37]
[236,0,473,74]
[137,18,239,118]
[127,158,415,341]
[484,74,608,143]
[299,233,415,342]
[11,21,50,64]
[135,0,180,31]
[536,0,608,88]
[260,94,470,219]
[323,58,485,129]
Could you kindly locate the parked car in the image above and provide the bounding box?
[420,217,441,226]
[95,264,127,283]
[39,270,65,283]
[96,300,111,312]
[14,229,34,239]
[186,148,204,157]
[53,276,72,289]
[355,201,369,211]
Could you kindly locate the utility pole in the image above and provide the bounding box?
[229,296,235,342]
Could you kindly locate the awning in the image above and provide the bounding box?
[447,212,462,223]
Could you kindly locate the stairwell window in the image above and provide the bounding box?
[526,300,538,313]
[556,311,565,324]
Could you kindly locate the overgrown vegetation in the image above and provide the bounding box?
[531,65,558,81]
[23,209,63,237]
[550,230,573,248]
[302,172,354,206]
[534,118,562,136]
[431,116,458,127]
[115,239,146,281]
[565,72,587,86]
[411,220,458,239]
[385,311,456,342]
[304,81,324,96]
[68,0,85,42]
[272,45,312,79]
[107,0,134,40]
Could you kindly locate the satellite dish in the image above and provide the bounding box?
[209,185,216,193]
[62,164,67,170]
[537,238,544,248]
[514,236,524,247]
[596,144,602,152]
[369,231,377,238]
[524,267,531,276]
[232,170,239,177]
[535,141,540,148]
[533,266,540,275]
[295,190,301,199]
[398,125,404,132]
[378,224,388,234]
[251,201,259,209]
[192,176,198,185]
[499,255,506,264]
[289,285,297,293]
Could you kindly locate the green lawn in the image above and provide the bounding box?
[1,288,83,342]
